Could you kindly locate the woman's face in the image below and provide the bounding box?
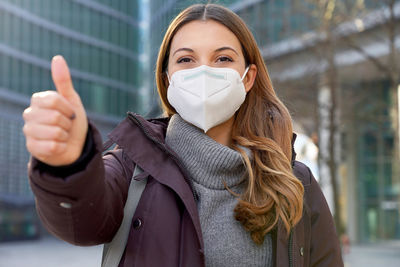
[167,20,255,92]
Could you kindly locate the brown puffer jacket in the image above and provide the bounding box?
[28,112,344,267]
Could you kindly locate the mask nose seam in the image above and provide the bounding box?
[168,65,249,83]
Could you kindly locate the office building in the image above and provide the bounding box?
[0,0,142,239]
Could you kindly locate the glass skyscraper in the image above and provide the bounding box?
[0,0,142,118]
[0,0,142,239]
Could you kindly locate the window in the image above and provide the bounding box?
[0,54,11,89]
[20,63,31,95]
[91,11,101,40]
[120,22,128,48]
[11,15,20,50]
[60,0,71,28]
[62,37,72,69]
[101,14,110,42]
[110,53,118,80]
[92,83,107,114]
[127,27,135,50]
[10,58,21,92]
[90,46,100,75]
[82,6,91,36]
[128,60,136,85]
[71,1,81,32]
[80,80,92,110]
[0,9,5,43]
[40,67,52,92]
[109,86,117,114]
[40,29,52,59]
[40,0,52,22]
[119,57,128,83]
[31,24,40,56]
[51,33,63,60]
[111,18,119,45]
[31,66,41,93]
[118,90,127,115]
[101,50,110,78]
[73,42,82,70]
[82,43,92,73]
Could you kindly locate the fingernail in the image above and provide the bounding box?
[52,55,63,62]
[70,113,76,120]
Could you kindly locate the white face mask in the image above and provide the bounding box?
[167,65,250,132]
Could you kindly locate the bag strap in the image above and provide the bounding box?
[101,164,147,267]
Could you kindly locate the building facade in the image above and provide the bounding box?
[254,0,400,243]
[146,0,400,244]
[0,0,142,240]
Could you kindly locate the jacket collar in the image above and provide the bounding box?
[107,113,300,256]
[107,112,204,249]
[119,113,299,165]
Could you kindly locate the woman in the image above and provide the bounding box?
[22,3,343,267]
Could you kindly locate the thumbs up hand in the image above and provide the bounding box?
[23,55,88,166]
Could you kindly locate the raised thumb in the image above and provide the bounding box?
[51,55,77,101]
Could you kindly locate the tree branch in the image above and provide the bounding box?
[342,35,393,75]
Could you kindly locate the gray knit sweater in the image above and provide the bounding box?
[165,114,272,267]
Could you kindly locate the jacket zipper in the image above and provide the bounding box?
[127,112,199,202]
[289,230,294,267]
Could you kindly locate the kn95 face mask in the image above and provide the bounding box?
[167,65,250,132]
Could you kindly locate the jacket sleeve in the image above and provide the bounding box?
[305,167,344,267]
[28,122,133,246]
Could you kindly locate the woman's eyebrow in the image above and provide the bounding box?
[214,46,239,55]
[172,47,194,56]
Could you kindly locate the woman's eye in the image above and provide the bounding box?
[177,57,192,63]
[217,56,233,62]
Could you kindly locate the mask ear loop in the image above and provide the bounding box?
[240,65,250,81]
[166,71,171,83]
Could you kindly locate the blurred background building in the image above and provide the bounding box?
[0,0,399,246]
[254,0,400,244]
[0,0,144,241]
[146,0,400,244]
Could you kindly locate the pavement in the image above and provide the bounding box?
[0,236,399,267]
[0,237,102,267]
[342,240,400,267]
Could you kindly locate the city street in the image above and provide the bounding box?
[0,236,399,266]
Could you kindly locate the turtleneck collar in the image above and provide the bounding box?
[165,114,248,190]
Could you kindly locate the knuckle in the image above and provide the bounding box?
[48,141,59,154]
[22,108,31,120]
[22,124,29,135]
[51,111,62,124]
[32,91,49,100]
[64,118,73,129]
[31,92,41,100]
[30,95,38,106]
[31,91,56,107]
[25,138,35,153]
[47,95,59,108]
[53,128,65,139]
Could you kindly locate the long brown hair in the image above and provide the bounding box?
[156,3,304,245]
